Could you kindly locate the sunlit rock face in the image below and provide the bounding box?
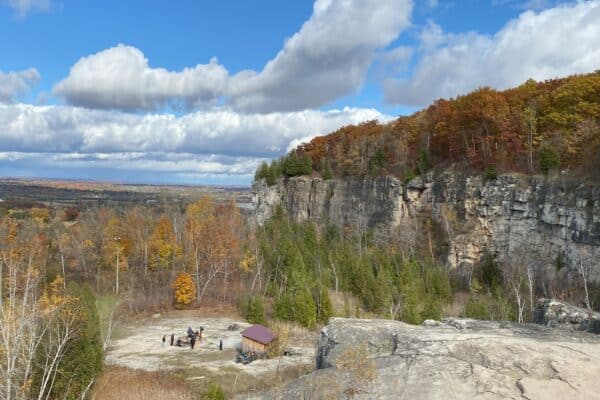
[244,317,600,400]
[253,170,600,279]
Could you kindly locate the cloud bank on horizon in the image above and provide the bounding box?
[0,0,599,185]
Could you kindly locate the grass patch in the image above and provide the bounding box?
[177,361,313,398]
[91,366,194,400]
[97,294,125,341]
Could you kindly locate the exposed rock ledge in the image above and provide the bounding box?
[247,317,600,400]
[252,171,600,277]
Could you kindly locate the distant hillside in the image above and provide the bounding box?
[257,71,600,183]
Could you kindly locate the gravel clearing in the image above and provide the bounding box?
[104,314,316,378]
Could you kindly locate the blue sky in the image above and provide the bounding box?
[0,0,598,185]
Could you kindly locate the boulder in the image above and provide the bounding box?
[534,298,600,334]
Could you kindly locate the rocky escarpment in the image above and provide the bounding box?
[250,317,600,400]
[253,171,600,278]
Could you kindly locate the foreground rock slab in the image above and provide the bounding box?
[252,317,600,400]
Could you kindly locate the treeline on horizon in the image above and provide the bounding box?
[257,71,600,184]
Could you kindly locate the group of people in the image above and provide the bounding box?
[161,326,223,351]
[187,326,202,349]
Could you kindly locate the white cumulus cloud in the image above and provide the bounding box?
[54,0,413,113]
[54,45,230,111]
[0,68,40,103]
[384,1,600,106]
[227,0,413,112]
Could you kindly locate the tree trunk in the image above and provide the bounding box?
[115,249,120,295]
[195,248,201,302]
[60,252,66,288]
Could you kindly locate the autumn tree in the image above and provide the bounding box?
[185,197,216,302]
[125,207,154,274]
[283,71,600,179]
[149,216,180,271]
[185,198,242,304]
[30,207,50,226]
[522,106,538,171]
[172,272,196,307]
[0,218,100,400]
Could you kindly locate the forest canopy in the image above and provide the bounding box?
[257,71,600,183]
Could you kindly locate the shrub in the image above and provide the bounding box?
[403,169,417,183]
[202,382,226,400]
[539,144,560,174]
[484,165,498,180]
[425,297,444,320]
[464,295,490,320]
[254,161,269,181]
[464,290,514,321]
[480,255,502,290]
[238,294,267,325]
[274,287,317,328]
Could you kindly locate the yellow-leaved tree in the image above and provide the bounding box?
[149,217,180,270]
[172,272,196,307]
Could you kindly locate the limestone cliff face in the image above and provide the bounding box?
[252,171,600,278]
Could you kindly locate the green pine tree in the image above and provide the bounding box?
[300,153,313,175]
[322,160,333,180]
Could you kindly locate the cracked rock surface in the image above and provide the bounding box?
[248,317,600,399]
